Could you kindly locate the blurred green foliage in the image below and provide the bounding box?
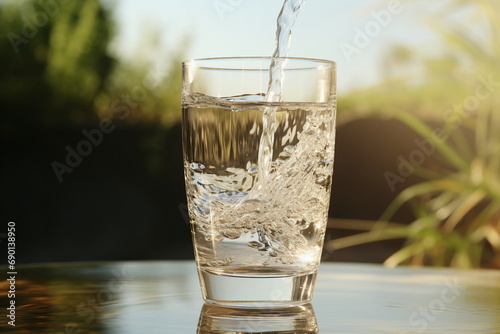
[338,0,500,124]
[95,51,184,126]
[331,0,500,268]
[0,0,114,128]
[0,0,183,132]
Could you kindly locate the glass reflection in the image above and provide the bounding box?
[197,303,318,333]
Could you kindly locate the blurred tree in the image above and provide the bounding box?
[0,0,115,131]
[95,21,187,129]
[95,51,184,127]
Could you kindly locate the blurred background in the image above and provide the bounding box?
[1,0,498,268]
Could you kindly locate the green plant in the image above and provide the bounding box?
[328,0,500,268]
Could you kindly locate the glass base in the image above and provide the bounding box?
[198,268,317,308]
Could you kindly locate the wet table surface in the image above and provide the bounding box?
[0,261,499,333]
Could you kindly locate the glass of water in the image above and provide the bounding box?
[182,57,336,307]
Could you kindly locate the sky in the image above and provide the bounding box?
[110,0,444,94]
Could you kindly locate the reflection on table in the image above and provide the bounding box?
[198,303,318,333]
[0,261,499,333]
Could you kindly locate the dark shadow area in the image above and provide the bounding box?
[1,123,193,263]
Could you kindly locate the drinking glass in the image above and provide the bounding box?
[182,57,336,307]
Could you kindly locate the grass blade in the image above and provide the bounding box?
[443,189,486,233]
[392,109,469,171]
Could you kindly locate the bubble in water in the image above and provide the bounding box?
[258,232,272,250]
[321,158,333,166]
[238,198,264,212]
[221,229,242,240]
[248,241,263,249]
[247,166,259,175]
[190,162,205,171]
[206,257,234,267]
[315,176,330,186]
[284,145,297,155]
[249,121,259,135]
[296,219,310,230]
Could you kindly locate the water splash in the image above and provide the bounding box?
[258,0,306,182]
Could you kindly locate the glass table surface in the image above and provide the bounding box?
[0,261,499,333]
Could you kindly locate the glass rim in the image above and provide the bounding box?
[183,56,336,71]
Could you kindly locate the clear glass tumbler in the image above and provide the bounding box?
[182,57,336,307]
